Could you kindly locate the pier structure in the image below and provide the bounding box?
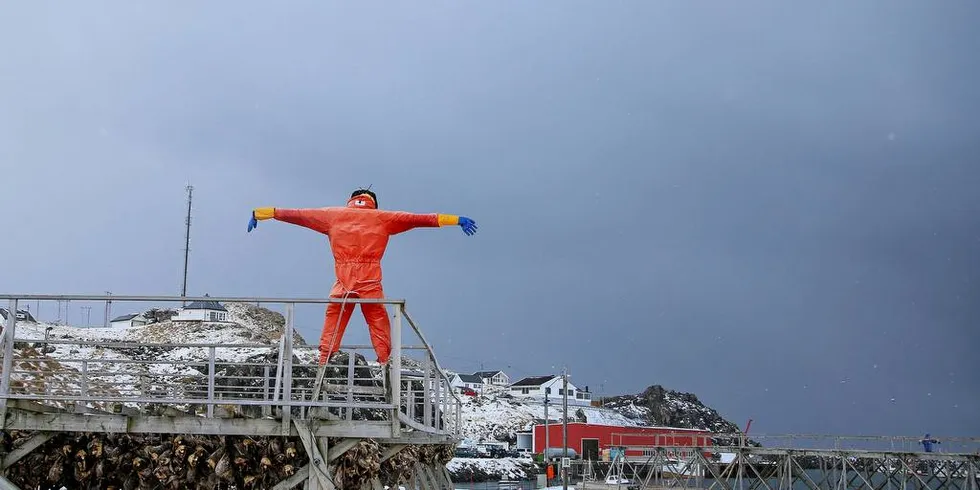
[574,432,980,490]
[0,294,462,490]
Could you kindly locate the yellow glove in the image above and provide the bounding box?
[437,214,460,226]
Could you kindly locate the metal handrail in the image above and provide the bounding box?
[0,294,460,438]
[0,294,403,304]
[400,307,463,407]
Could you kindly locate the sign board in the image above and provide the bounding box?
[562,457,571,468]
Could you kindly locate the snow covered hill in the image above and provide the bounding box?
[455,386,643,444]
[7,303,313,413]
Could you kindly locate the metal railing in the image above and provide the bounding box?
[583,432,980,490]
[0,294,462,439]
[607,431,980,454]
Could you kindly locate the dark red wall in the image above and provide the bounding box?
[533,423,712,456]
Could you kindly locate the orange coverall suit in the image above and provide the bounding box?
[252,194,465,364]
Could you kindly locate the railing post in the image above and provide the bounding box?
[262,365,272,418]
[423,354,432,429]
[207,347,216,417]
[346,346,356,421]
[77,360,88,413]
[390,303,402,437]
[441,376,448,433]
[272,334,285,410]
[281,303,294,435]
[0,299,18,427]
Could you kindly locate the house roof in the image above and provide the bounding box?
[457,374,483,384]
[510,375,557,387]
[183,294,227,312]
[110,314,140,322]
[473,370,505,378]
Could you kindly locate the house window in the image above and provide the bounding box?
[521,388,529,395]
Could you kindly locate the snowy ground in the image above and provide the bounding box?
[447,457,537,481]
[5,303,295,411]
[456,389,642,444]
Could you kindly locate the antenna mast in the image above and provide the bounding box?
[182,184,193,304]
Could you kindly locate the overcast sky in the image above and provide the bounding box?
[2,1,978,437]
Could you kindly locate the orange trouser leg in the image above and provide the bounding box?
[360,303,392,363]
[319,300,356,364]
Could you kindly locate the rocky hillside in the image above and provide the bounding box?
[600,384,747,444]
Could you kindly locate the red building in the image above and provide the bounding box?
[533,422,713,461]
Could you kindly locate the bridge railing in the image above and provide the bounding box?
[608,431,980,455]
[0,294,462,439]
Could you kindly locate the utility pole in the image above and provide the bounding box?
[182,184,193,306]
[562,367,569,490]
[543,391,549,483]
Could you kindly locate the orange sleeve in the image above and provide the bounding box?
[274,208,335,234]
[380,211,440,235]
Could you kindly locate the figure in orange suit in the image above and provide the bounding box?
[247,189,477,365]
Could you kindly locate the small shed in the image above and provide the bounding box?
[109,313,150,329]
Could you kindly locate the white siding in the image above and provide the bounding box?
[172,309,228,322]
[511,377,591,405]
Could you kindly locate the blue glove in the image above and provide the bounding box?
[247,212,258,232]
[458,216,477,236]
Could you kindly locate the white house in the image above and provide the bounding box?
[171,295,230,322]
[508,375,592,406]
[473,370,510,387]
[109,313,150,328]
[449,373,484,393]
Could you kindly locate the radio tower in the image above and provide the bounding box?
[182,184,193,305]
